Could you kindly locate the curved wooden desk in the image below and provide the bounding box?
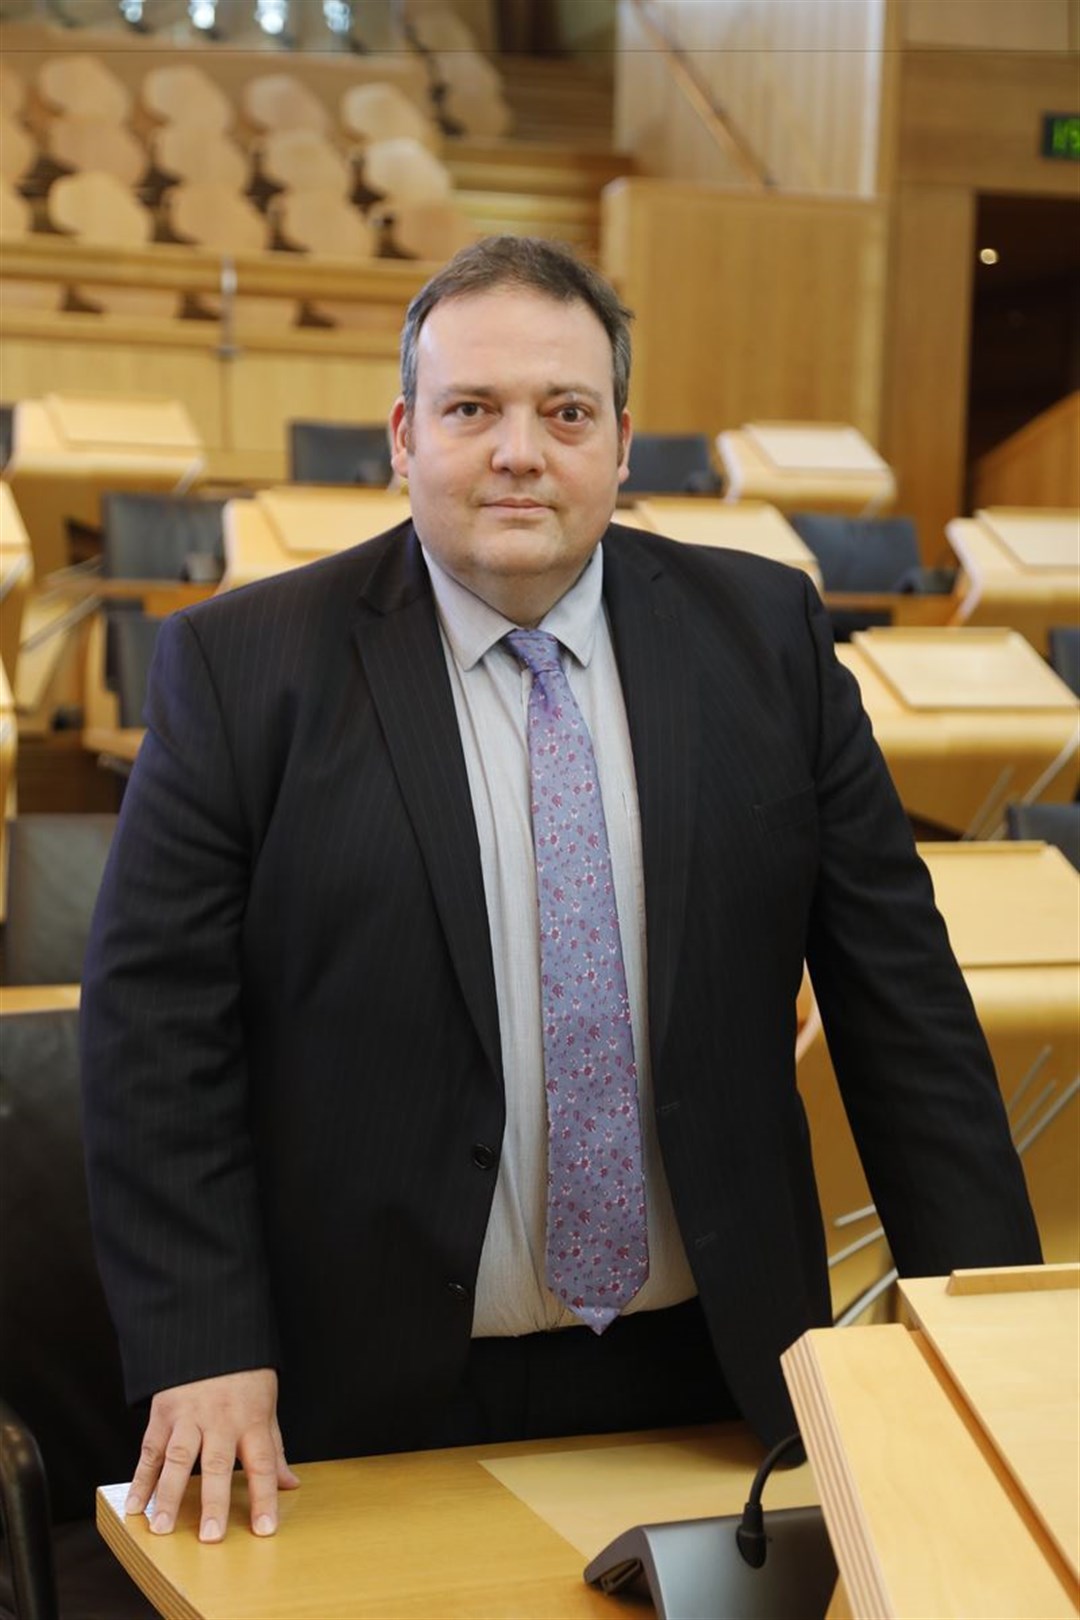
[838,628,1080,835]
[627,497,824,588]
[222,487,412,590]
[98,1423,818,1619]
[947,508,1080,658]
[715,424,896,516]
[5,393,205,577]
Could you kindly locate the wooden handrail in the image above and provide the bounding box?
[626,0,774,190]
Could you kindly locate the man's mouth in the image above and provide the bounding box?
[482,498,551,511]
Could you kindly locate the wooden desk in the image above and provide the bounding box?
[82,724,144,765]
[222,486,412,590]
[715,423,896,516]
[783,1266,1080,1619]
[627,496,824,588]
[97,1423,818,1619]
[0,983,81,1013]
[947,507,1080,657]
[838,627,1080,835]
[798,842,1080,1322]
[5,393,205,578]
[44,572,219,618]
[0,481,34,689]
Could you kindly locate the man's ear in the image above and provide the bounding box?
[616,410,633,486]
[389,397,412,478]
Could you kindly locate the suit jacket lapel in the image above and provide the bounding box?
[604,528,698,1073]
[350,527,503,1086]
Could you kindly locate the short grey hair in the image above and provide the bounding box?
[399,236,633,418]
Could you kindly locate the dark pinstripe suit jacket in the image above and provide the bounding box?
[80,521,1040,1457]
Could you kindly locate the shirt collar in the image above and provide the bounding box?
[421,544,605,673]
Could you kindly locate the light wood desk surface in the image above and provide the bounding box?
[784,1267,1080,1619]
[838,628,1080,834]
[43,572,219,616]
[222,487,412,590]
[5,394,205,578]
[715,424,896,515]
[901,1268,1079,1579]
[0,983,81,1013]
[626,496,824,587]
[947,508,1080,657]
[82,724,144,764]
[98,1424,818,1620]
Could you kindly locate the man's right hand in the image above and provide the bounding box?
[124,1367,300,1542]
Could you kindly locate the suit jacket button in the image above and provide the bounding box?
[471,1143,496,1170]
[447,1282,471,1304]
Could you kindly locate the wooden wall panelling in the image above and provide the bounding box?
[902,0,1075,52]
[0,246,428,482]
[880,184,976,559]
[601,178,888,441]
[898,49,1080,196]
[613,1,752,189]
[874,0,904,197]
[224,333,402,464]
[973,392,1080,510]
[615,0,885,196]
[0,316,226,453]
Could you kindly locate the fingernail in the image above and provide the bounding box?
[124,1495,141,1516]
[254,1514,276,1537]
[150,1512,171,1535]
[200,1519,222,1543]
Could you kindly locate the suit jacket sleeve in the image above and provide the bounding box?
[80,609,280,1405]
[800,577,1042,1274]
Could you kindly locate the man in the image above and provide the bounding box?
[81,236,1040,1547]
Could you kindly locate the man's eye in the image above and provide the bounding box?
[557,405,587,424]
[449,402,484,419]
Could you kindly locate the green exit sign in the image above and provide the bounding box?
[1041,113,1080,159]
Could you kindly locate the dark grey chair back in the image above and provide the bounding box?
[788,514,932,641]
[3,815,117,986]
[622,433,721,495]
[0,1008,156,1618]
[1005,803,1080,873]
[112,613,164,729]
[101,493,227,582]
[1048,627,1080,699]
[288,420,393,486]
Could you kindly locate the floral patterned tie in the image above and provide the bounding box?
[505,628,649,1333]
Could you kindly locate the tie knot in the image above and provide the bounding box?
[505,628,563,677]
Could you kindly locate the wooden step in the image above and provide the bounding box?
[445,137,633,199]
[496,53,615,147]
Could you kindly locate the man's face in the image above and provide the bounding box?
[389,286,631,625]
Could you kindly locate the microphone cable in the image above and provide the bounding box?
[735,1432,806,1568]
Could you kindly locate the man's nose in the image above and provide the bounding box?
[490,411,545,475]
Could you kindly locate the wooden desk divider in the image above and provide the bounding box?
[783,1264,1080,1620]
[222,486,411,590]
[6,393,205,578]
[716,422,897,515]
[630,497,824,586]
